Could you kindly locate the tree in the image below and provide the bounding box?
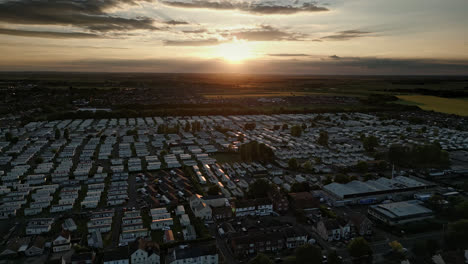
[317,131,328,146]
[35,157,44,164]
[207,185,221,195]
[184,122,191,132]
[288,158,298,170]
[455,200,468,219]
[244,123,256,131]
[249,253,272,264]
[247,179,272,198]
[273,125,280,130]
[291,125,302,137]
[356,161,368,173]
[282,124,289,130]
[237,134,244,142]
[362,135,379,152]
[295,244,322,264]
[446,219,468,249]
[301,123,307,130]
[291,182,310,193]
[347,237,372,259]
[426,239,439,255]
[389,240,403,253]
[334,174,350,184]
[327,250,343,264]
[303,160,313,171]
[5,132,12,141]
[55,128,61,139]
[63,128,70,140]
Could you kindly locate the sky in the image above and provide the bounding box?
[0,0,467,74]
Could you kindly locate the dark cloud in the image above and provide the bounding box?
[165,20,189,25]
[182,29,207,33]
[0,0,158,33]
[230,25,304,41]
[320,30,372,41]
[3,56,467,75]
[163,38,220,46]
[268,53,310,57]
[160,0,328,15]
[0,28,102,39]
[329,55,341,60]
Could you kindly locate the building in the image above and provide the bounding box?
[233,198,273,217]
[368,200,434,226]
[129,238,160,264]
[166,242,218,264]
[268,190,289,214]
[25,236,46,256]
[288,192,319,211]
[189,195,212,220]
[323,176,432,206]
[53,231,71,253]
[316,219,350,242]
[211,206,233,220]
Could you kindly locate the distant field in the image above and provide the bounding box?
[397,95,468,116]
[202,91,326,99]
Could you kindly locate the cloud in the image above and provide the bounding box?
[320,30,372,41]
[182,29,207,33]
[160,0,328,15]
[165,20,190,25]
[3,56,467,75]
[230,25,304,41]
[268,53,310,57]
[0,28,103,39]
[163,38,220,46]
[329,55,341,59]
[0,0,158,33]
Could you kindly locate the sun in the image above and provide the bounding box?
[217,41,253,63]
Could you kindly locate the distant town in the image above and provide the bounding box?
[0,110,467,264]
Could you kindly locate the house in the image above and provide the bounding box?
[0,237,31,257]
[166,242,218,264]
[175,205,185,216]
[268,189,289,214]
[103,247,129,264]
[189,195,212,220]
[25,236,46,256]
[26,218,54,235]
[202,195,228,208]
[62,218,77,232]
[289,192,320,211]
[348,213,373,237]
[53,231,71,252]
[71,252,94,264]
[283,227,308,249]
[212,206,233,220]
[316,218,350,242]
[164,230,175,243]
[230,230,285,257]
[234,198,273,217]
[129,238,160,264]
[87,230,103,248]
[182,225,197,241]
[179,214,191,227]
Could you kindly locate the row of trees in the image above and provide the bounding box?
[388,143,450,168]
[239,141,275,163]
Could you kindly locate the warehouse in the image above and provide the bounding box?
[368,200,434,225]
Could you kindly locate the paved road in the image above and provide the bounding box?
[209,223,237,264]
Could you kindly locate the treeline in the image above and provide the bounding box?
[386,88,468,98]
[239,141,275,162]
[388,143,450,168]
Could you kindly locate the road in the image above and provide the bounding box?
[110,208,123,247]
[208,223,237,264]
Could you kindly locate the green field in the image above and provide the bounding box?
[397,95,468,116]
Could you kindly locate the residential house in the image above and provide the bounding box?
[268,190,289,214]
[289,192,320,211]
[212,206,233,220]
[189,195,212,220]
[53,231,71,253]
[25,236,46,256]
[166,242,218,264]
[71,252,94,264]
[129,238,160,264]
[234,198,273,217]
[316,218,350,242]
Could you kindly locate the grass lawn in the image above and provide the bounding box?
[396,95,468,116]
